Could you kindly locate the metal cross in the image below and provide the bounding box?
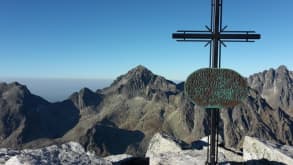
[172,0,260,164]
[172,0,260,68]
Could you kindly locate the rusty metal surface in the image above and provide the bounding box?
[185,68,248,108]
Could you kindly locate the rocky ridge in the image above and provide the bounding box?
[247,65,293,116]
[0,65,293,157]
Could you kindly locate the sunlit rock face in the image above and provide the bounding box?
[247,65,293,116]
[146,133,292,165]
[243,136,293,165]
[146,133,242,165]
[220,65,293,149]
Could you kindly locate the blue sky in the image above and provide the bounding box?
[0,0,292,81]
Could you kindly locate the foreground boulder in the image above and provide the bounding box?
[146,133,242,165]
[146,133,293,165]
[145,132,185,156]
[0,142,112,165]
[243,136,293,165]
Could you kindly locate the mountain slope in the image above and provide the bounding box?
[0,65,293,157]
[247,65,293,116]
[91,65,203,155]
[221,87,293,148]
[0,82,80,148]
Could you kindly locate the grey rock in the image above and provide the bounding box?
[220,91,293,149]
[146,132,242,165]
[243,136,293,165]
[1,142,112,165]
[145,133,185,157]
[247,65,293,116]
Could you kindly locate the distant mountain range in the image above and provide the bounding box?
[0,65,292,157]
[0,78,113,102]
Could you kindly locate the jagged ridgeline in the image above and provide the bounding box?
[0,65,293,156]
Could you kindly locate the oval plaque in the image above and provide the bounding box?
[185,68,248,108]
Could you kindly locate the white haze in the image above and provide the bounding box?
[0,78,113,102]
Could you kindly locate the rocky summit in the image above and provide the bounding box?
[1,133,292,165]
[145,132,293,165]
[0,142,112,165]
[0,65,293,160]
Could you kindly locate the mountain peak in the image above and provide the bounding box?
[69,87,103,109]
[103,65,177,97]
[276,65,289,74]
[127,65,153,79]
[0,82,31,100]
[247,65,293,112]
[109,65,155,88]
[132,65,150,72]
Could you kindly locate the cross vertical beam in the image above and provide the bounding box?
[212,0,220,68]
[210,1,221,164]
[172,0,260,164]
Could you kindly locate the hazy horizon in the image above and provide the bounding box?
[0,77,113,102]
[1,64,290,102]
[0,76,183,102]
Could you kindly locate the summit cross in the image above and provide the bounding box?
[172,0,260,68]
[172,0,260,165]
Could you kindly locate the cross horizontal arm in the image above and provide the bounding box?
[172,32,260,41]
[173,33,212,39]
[220,33,260,40]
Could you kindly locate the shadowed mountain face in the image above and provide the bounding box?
[0,65,293,156]
[22,100,80,142]
[80,121,144,156]
[0,82,80,148]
